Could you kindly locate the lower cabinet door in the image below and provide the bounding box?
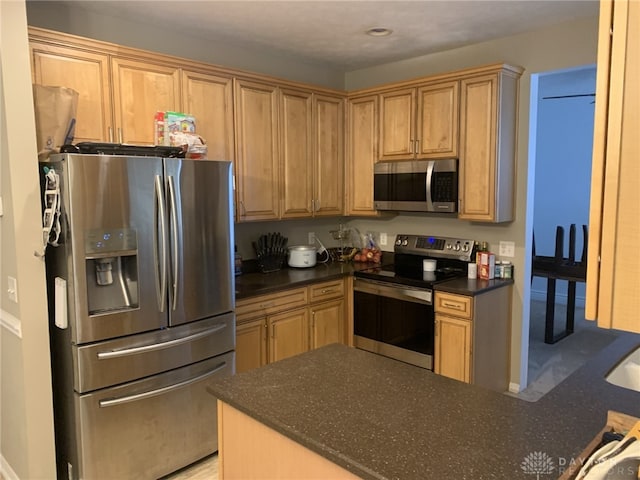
[310,299,344,349]
[269,307,309,363]
[434,315,472,383]
[236,318,268,374]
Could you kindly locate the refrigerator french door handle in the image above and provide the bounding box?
[154,175,168,312]
[96,323,228,359]
[98,361,228,408]
[167,175,179,311]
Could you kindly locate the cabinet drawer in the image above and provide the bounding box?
[236,288,308,321]
[434,292,473,319]
[308,279,345,303]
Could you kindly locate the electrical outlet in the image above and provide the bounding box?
[7,276,18,303]
[308,232,316,245]
[380,233,388,246]
[499,241,515,258]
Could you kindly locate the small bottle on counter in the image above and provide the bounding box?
[495,260,503,279]
[502,261,512,279]
[476,241,489,271]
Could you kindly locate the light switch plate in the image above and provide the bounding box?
[7,276,18,303]
[308,232,316,245]
[380,233,388,246]
[499,241,515,258]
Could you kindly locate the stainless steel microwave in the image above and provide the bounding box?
[374,159,458,213]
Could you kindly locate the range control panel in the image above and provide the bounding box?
[394,234,475,261]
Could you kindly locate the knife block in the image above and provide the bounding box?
[258,254,286,273]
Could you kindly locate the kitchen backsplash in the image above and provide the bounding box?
[235,214,520,263]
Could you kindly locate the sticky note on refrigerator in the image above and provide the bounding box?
[54,277,68,329]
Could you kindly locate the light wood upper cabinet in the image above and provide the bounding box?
[181,70,234,161]
[379,88,415,159]
[586,0,640,333]
[234,79,280,221]
[280,91,344,219]
[30,42,112,144]
[111,58,180,145]
[416,82,459,158]
[379,81,458,161]
[313,94,345,216]
[458,68,520,222]
[280,88,314,218]
[346,95,379,216]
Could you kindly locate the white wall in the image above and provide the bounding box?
[0,1,56,479]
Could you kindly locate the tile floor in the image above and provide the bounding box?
[162,454,218,480]
[513,299,619,402]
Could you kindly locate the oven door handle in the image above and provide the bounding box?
[354,278,432,305]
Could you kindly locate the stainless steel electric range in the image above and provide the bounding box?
[353,234,475,370]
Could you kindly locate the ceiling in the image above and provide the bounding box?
[65,0,600,70]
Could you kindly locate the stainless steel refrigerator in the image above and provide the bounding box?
[41,152,235,479]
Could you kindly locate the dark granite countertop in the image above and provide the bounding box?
[234,261,373,299]
[235,260,512,299]
[434,276,515,295]
[208,335,640,480]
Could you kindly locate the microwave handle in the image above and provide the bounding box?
[425,161,435,211]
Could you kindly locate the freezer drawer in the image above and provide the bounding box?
[74,313,234,392]
[71,351,234,480]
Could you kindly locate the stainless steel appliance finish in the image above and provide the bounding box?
[42,153,235,479]
[353,277,435,369]
[353,234,473,370]
[374,159,458,213]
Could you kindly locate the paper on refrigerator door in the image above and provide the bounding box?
[54,277,68,329]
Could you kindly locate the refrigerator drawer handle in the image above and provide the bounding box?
[98,361,228,408]
[97,323,227,359]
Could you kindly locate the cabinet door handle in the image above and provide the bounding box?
[311,199,315,212]
[321,289,334,294]
[259,302,274,308]
[108,126,114,143]
[118,128,123,144]
[415,139,420,155]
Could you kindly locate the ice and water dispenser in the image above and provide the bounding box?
[85,228,139,314]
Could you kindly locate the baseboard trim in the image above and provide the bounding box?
[0,309,22,338]
[509,382,522,394]
[1,454,20,480]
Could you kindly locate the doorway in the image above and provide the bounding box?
[519,65,619,401]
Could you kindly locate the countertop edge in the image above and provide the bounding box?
[235,262,514,300]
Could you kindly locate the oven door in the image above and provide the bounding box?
[353,278,434,370]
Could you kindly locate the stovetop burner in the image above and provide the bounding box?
[354,234,475,289]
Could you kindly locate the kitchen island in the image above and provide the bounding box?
[208,336,640,480]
